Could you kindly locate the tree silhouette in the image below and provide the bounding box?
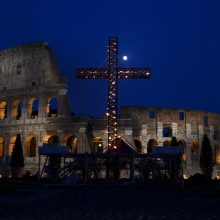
[147,139,158,153]
[170,136,178,146]
[10,134,24,177]
[199,134,213,179]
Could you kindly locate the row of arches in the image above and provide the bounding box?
[0,135,105,158]
[0,134,79,158]
[147,139,199,161]
[8,136,37,157]
[0,134,219,164]
[87,138,203,162]
[0,97,58,120]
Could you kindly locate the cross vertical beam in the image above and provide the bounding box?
[108,37,118,149]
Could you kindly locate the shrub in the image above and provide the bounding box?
[199,134,213,179]
[10,134,24,177]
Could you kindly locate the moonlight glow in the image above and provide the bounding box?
[123,56,128,61]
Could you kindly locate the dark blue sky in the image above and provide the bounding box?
[1,0,220,117]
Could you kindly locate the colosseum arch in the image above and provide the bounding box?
[178,140,187,161]
[8,136,17,156]
[0,101,7,119]
[134,139,142,153]
[214,144,220,164]
[64,135,78,153]
[0,136,4,157]
[46,97,58,117]
[147,138,158,153]
[24,136,37,157]
[28,98,39,119]
[43,135,59,144]
[11,99,22,120]
[92,137,103,153]
[191,140,199,159]
[163,140,171,146]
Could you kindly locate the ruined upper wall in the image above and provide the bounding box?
[121,106,220,126]
[120,106,220,138]
[0,42,66,91]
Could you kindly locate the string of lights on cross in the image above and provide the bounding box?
[76,37,151,151]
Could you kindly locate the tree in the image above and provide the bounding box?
[147,139,158,153]
[163,140,170,146]
[10,134,24,177]
[199,134,213,179]
[170,136,178,146]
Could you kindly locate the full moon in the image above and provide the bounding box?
[123,56,128,61]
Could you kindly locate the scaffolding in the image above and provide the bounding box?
[38,145,184,186]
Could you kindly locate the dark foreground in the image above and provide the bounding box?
[0,184,220,220]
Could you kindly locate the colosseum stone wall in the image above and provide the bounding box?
[121,106,220,177]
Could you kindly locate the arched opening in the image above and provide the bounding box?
[163,140,171,146]
[163,127,172,137]
[0,137,4,157]
[191,140,199,159]
[11,99,22,120]
[214,144,220,164]
[134,139,142,153]
[65,135,78,153]
[44,135,59,145]
[48,136,59,144]
[9,136,17,156]
[30,137,36,157]
[0,101,7,119]
[47,97,58,117]
[28,98,39,119]
[24,136,37,157]
[43,135,51,144]
[178,140,187,161]
[92,137,103,153]
[147,139,158,153]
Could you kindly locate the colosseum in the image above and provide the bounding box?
[0,42,220,178]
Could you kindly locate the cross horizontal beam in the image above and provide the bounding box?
[117,68,151,79]
[76,68,151,79]
[76,68,108,79]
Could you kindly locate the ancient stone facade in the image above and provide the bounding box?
[0,42,134,177]
[121,107,220,177]
[0,42,88,176]
[0,42,220,178]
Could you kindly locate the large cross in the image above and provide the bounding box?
[76,37,151,151]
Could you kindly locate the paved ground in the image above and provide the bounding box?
[0,185,220,219]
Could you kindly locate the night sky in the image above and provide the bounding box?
[0,0,220,117]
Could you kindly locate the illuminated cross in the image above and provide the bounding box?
[76,37,151,151]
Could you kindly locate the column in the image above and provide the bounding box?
[3,135,9,164]
[3,135,10,177]
[123,127,135,146]
[7,98,12,120]
[38,95,47,118]
[57,89,68,118]
[78,127,90,153]
[186,123,192,173]
[57,130,63,145]
[21,95,28,119]
[172,123,178,137]
[157,122,163,145]
[140,124,148,152]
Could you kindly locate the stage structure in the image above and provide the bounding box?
[38,144,184,185]
[76,37,151,150]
